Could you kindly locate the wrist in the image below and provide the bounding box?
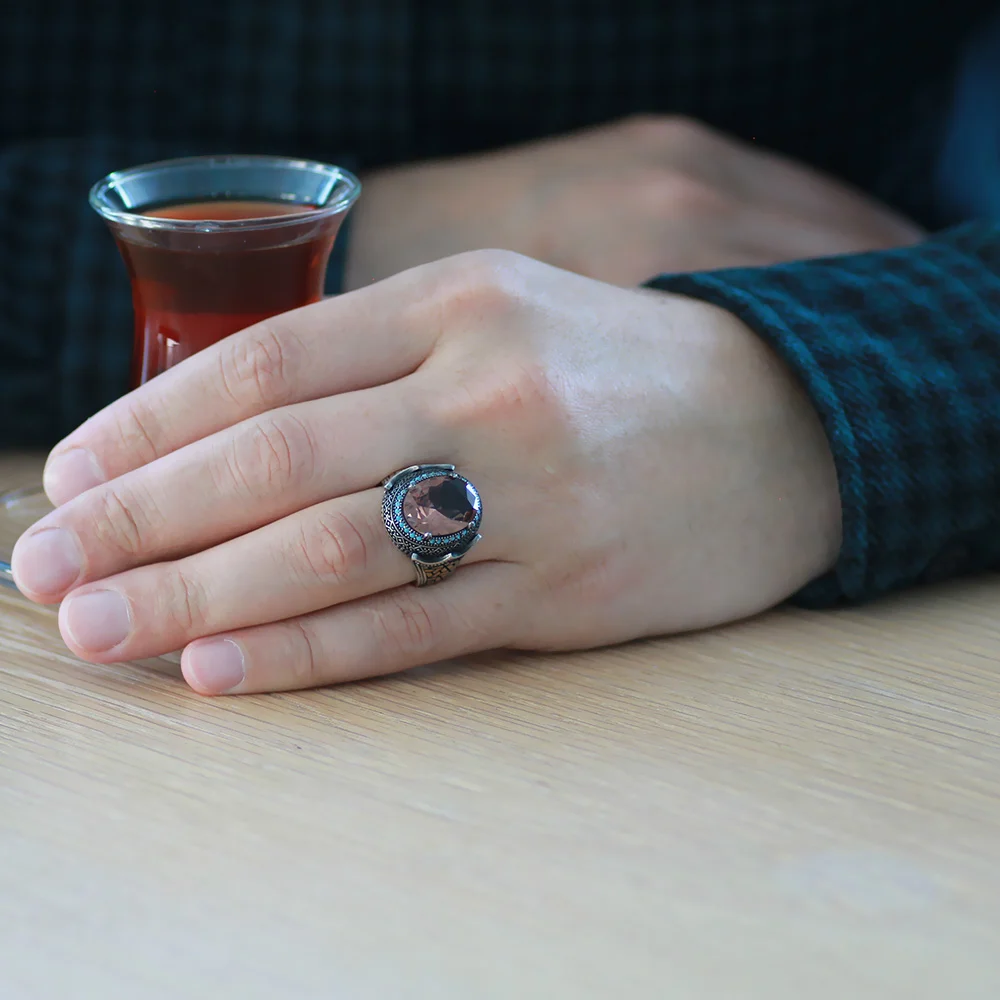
[662,292,843,600]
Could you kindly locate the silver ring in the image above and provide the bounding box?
[381,465,483,586]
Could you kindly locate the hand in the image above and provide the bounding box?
[346,115,924,288]
[13,251,841,694]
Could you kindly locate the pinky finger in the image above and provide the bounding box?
[180,562,527,695]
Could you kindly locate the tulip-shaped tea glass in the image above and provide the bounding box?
[0,155,360,591]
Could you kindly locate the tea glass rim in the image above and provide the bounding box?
[88,154,361,233]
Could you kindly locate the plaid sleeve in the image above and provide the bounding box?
[0,137,355,449]
[646,221,1000,607]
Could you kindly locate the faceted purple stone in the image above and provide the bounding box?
[402,475,477,535]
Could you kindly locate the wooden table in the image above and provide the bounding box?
[1,454,999,999]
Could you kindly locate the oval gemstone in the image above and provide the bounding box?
[402,475,477,535]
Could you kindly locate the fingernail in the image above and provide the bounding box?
[184,639,246,694]
[44,448,106,506]
[62,589,132,653]
[11,527,84,597]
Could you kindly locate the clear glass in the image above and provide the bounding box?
[0,155,360,593]
[0,488,54,590]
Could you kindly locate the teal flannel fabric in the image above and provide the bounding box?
[2,0,999,604]
[649,223,1000,605]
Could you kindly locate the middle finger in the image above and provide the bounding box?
[12,378,434,603]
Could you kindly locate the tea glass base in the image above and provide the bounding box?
[0,485,55,592]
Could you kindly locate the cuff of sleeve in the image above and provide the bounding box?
[648,229,1000,607]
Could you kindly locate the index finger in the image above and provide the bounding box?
[44,263,444,505]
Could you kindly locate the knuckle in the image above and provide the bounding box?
[114,398,162,464]
[225,410,318,499]
[446,247,527,276]
[164,565,207,633]
[621,112,706,145]
[402,250,531,348]
[660,113,713,147]
[281,620,325,689]
[218,323,298,410]
[370,593,439,659]
[433,249,531,322]
[619,111,670,140]
[638,170,728,218]
[426,353,562,438]
[91,485,156,559]
[294,507,372,587]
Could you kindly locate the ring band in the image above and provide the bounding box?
[381,465,483,586]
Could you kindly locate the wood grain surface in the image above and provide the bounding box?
[1,454,998,999]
